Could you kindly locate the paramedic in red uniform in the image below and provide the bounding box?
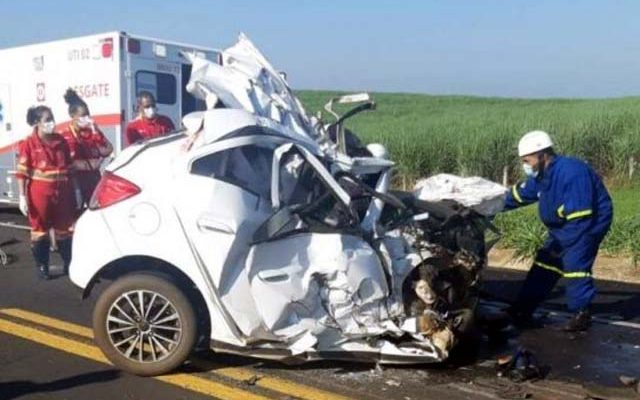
[124,91,175,147]
[61,89,113,210]
[16,106,81,279]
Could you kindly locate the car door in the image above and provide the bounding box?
[173,138,279,336]
[246,143,367,334]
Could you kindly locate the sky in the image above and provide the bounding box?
[2,0,640,98]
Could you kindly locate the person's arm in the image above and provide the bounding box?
[553,168,596,248]
[15,140,32,192]
[504,177,539,211]
[163,116,175,132]
[17,178,26,196]
[63,141,83,209]
[124,123,140,147]
[15,141,32,216]
[63,129,83,168]
[93,126,113,157]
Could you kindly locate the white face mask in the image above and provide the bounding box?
[522,163,538,178]
[77,116,92,128]
[143,106,156,119]
[41,121,55,134]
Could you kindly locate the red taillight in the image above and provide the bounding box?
[101,38,113,58]
[127,38,141,54]
[89,172,141,210]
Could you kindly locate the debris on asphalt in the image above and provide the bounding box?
[619,376,638,386]
[619,375,640,394]
[497,354,513,367]
[0,247,9,266]
[584,382,640,400]
[497,388,533,400]
[385,379,401,387]
[244,374,263,386]
[476,359,496,368]
[0,238,18,266]
[496,348,543,382]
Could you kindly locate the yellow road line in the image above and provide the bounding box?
[0,308,93,338]
[159,373,270,400]
[193,359,353,400]
[0,316,108,361]
[0,317,270,400]
[1,308,353,400]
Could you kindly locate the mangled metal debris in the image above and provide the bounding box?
[176,33,506,364]
[74,33,508,377]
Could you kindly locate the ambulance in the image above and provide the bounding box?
[0,31,219,203]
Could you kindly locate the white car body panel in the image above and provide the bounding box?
[70,34,495,365]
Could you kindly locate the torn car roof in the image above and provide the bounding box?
[184,33,319,144]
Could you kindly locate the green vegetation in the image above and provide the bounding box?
[297,91,640,261]
[494,187,640,263]
[298,91,640,185]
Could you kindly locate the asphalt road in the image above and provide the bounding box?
[1,207,639,400]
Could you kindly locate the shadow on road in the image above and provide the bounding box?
[483,268,640,320]
[0,369,121,400]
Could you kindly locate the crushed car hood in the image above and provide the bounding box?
[176,34,497,364]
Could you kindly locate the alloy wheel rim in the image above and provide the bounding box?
[105,290,182,363]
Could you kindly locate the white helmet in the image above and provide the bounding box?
[518,130,554,157]
[366,143,389,159]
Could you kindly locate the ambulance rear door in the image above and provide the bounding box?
[124,38,183,130]
[0,83,16,202]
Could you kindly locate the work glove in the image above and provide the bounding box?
[74,188,84,210]
[19,194,28,216]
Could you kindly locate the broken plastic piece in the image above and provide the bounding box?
[414,174,507,216]
[497,348,543,382]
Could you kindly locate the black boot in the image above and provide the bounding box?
[506,306,545,329]
[563,309,591,332]
[58,238,72,275]
[31,239,51,280]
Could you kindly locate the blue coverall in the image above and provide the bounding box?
[504,156,613,314]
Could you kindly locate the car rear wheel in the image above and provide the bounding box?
[93,273,197,376]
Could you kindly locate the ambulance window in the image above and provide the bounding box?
[135,71,177,105]
[191,144,275,200]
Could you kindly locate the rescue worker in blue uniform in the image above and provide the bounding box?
[504,130,613,332]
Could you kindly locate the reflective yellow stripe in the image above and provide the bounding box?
[534,260,564,275]
[31,169,70,181]
[15,165,32,179]
[557,204,565,218]
[31,175,69,182]
[534,261,591,279]
[512,184,523,203]
[566,209,593,220]
[564,271,592,278]
[33,168,70,176]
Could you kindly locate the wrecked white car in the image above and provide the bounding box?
[69,34,500,376]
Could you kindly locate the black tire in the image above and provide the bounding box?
[93,273,197,376]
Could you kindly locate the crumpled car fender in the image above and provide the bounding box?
[246,233,390,339]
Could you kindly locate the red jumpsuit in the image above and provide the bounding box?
[16,130,76,242]
[124,115,175,147]
[60,124,112,206]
